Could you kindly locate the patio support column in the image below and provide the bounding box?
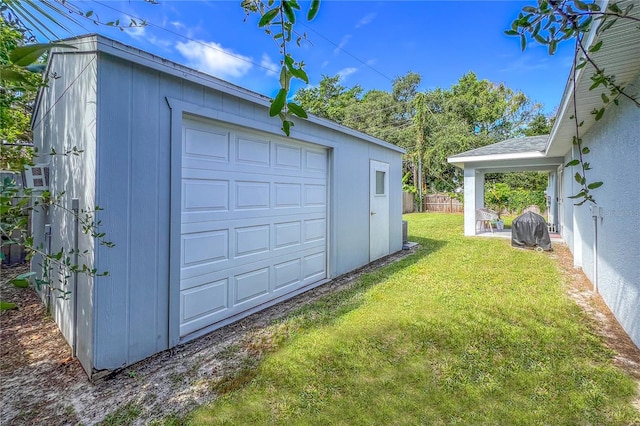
[463,167,485,236]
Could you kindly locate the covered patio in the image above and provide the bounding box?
[448,135,564,236]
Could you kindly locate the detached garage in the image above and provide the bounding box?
[30,34,404,378]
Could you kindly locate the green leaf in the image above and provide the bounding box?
[589,40,603,53]
[549,39,557,55]
[574,0,588,11]
[587,181,603,189]
[279,66,291,91]
[565,159,580,167]
[11,278,30,288]
[601,93,609,103]
[568,191,586,199]
[282,1,295,23]
[288,66,308,84]
[0,301,17,311]
[16,272,36,280]
[0,67,29,83]
[258,8,279,27]
[282,119,292,137]
[575,172,585,185]
[594,107,605,120]
[582,147,590,154]
[9,43,75,66]
[86,10,94,18]
[504,29,518,36]
[520,33,526,51]
[287,102,308,118]
[307,0,320,21]
[270,88,287,117]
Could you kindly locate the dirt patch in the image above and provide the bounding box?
[1,243,639,425]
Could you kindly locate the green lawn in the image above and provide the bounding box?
[185,213,639,425]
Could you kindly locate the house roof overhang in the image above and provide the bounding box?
[546,0,640,157]
[448,0,639,172]
[448,135,563,173]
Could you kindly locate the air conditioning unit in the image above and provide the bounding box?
[22,164,50,191]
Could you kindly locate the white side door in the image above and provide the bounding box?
[370,160,390,261]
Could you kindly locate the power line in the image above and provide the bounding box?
[93,1,277,74]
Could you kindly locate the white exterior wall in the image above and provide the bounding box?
[73,37,403,373]
[561,76,640,347]
[31,47,99,373]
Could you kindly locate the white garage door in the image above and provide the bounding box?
[180,118,328,337]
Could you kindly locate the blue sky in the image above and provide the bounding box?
[41,1,575,115]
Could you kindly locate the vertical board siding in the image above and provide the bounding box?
[31,51,98,374]
[95,55,133,369]
[127,64,163,361]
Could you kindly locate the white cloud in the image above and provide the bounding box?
[355,13,376,29]
[334,34,351,54]
[175,40,253,79]
[321,60,329,69]
[337,67,358,81]
[260,53,279,76]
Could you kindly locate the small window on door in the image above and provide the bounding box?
[376,171,385,195]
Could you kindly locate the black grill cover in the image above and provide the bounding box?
[511,211,552,251]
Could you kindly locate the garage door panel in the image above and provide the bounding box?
[304,149,327,173]
[181,278,228,323]
[181,235,325,282]
[181,119,327,337]
[304,252,326,280]
[304,218,326,242]
[274,183,302,208]
[182,230,228,266]
[182,205,326,226]
[234,267,270,305]
[274,258,302,289]
[274,221,301,249]
[183,179,229,211]
[304,184,327,206]
[235,181,270,210]
[274,143,302,170]
[236,136,270,167]
[235,225,270,257]
[183,127,229,162]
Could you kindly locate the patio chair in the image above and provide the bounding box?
[476,208,499,233]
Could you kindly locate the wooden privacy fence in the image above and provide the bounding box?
[423,193,463,213]
[402,192,415,213]
[402,192,463,213]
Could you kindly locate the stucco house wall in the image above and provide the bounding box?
[566,75,640,346]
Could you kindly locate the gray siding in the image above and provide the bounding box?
[569,77,640,347]
[31,49,99,374]
[94,55,173,370]
[91,48,403,370]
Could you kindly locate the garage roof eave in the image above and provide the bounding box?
[54,34,404,155]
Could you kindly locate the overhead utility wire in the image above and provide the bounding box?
[93,1,277,74]
[299,21,394,82]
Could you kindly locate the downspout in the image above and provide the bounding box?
[418,157,423,212]
[590,205,599,293]
[72,198,80,357]
[44,224,52,311]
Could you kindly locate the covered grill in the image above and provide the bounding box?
[511,211,552,251]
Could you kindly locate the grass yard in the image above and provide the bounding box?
[184,213,639,425]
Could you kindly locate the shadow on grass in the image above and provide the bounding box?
[239,236,448,364]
